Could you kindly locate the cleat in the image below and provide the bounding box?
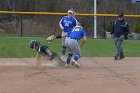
[120,56,125,59]
[71,60,75,65]
[65,63,71,68]
[71,60,80,68]
[114,56,118,60]
[74,62,80,68]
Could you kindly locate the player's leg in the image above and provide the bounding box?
[117,40,123,59]
[65,37,74,66]
[66,52,73,65]
[71,40,81,68]
[35,52,42,67]
[118,40,125,59]
[114,37,119,60]
[120,47,125,59]
[52,52,65,66]
[43,46,66,65]
[115,38,123,60]
[62,32,67,56]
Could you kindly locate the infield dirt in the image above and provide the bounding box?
[0,57,139,93]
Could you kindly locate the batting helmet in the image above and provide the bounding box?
[29,40,40,49]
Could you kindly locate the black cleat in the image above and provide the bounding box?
[114,56,118,60]
[120,56,125,59]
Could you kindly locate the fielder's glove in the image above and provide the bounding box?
[47,35,55,42]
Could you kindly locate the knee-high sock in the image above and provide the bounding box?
[66,52,73,64]
[74,54,81,61]
[62,46,66,56]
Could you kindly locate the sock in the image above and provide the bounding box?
[62,46,66,55]
[66,52,73,64]
[74,54,81,61]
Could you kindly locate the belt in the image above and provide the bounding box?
[67,37,78,41]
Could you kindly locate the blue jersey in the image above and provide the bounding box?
[67,27,86,40]
[59,16,77,32]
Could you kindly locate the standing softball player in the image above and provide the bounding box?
[59,8,78,57]
[62,22,87,68]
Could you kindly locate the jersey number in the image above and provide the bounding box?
[64,23,69,26]
[72,28,80,32]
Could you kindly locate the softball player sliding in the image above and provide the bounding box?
[29,40,65,67]
[59,8,78,57]
[62,22,87,68]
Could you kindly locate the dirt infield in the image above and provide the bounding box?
[0,57,140,93]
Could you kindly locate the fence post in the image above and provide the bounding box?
[93,0,97,38]
[103,16,106,37]
[20,15,23,37]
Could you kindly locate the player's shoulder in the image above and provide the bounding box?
[72,17,77,20]
[113,19,118,24]
[40,45,48,49]
[79,27,85,31]
[81,28,86,33]
[78,27,86,33]
[63,16,68,19]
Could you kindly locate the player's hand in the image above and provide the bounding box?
[120,35,124,40]
[60,26,64,30]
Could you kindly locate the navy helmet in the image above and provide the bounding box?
[118,12,124,17]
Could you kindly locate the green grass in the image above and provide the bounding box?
[0,37,140,58]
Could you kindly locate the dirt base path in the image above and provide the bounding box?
[0,57,140,93]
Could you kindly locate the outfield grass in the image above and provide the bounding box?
[0,37,140,58]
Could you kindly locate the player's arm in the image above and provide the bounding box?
[59,24,64,30]
[111,21,115,35]
[44,47,54,60]
[80,30,87,48]
[124,23,129,39]
[35,52,42,66]
[47,32,69,42]
[80,36,87,48]
[74,18,78,27]
[45,48,53,56]
[59,18,64,30]
[56,32,68,38]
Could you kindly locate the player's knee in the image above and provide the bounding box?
[77,53,81,57]
[78,54,81,58]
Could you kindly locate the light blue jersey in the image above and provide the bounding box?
[67,27,86,40]
[59,16,77,32]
